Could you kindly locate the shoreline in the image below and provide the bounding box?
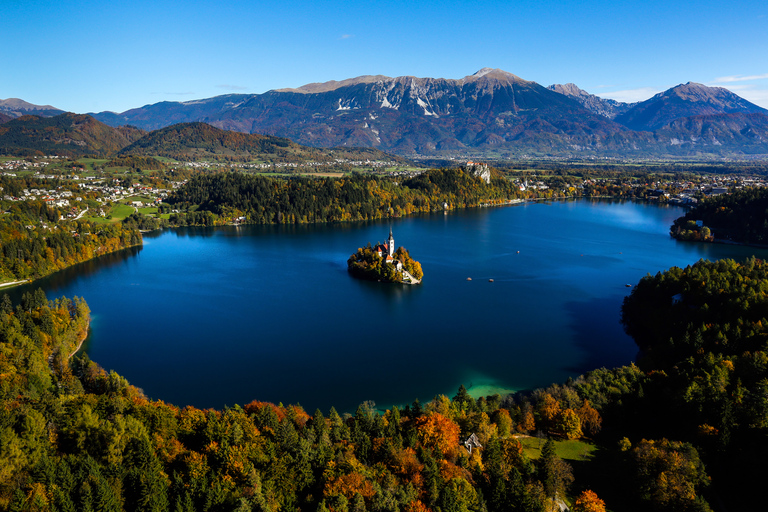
[152,195,660,232]
[3,239,142,289]
[68,316,91,359]
[672,235,768,250]
[0,279,30,289]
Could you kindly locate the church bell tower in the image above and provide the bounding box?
[387,228,395,257]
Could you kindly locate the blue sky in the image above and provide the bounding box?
[2,0,767,113]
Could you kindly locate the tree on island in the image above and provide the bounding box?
[394,246,423,280]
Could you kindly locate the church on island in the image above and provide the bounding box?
[374,229,403,272]
[347,228,423,284]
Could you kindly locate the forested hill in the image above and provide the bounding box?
[166,168,519,223]
[620,258,768,509]
[671,187,768,244]
[118,122,411,164]
[0,113,144,157]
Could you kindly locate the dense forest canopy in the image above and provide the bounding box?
[166,169,521,225]
[619,258,768,509]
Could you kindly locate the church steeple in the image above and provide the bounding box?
[387,228,395,257]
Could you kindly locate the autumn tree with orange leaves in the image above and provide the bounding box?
[415,412,461,460]
[573,490,606,512]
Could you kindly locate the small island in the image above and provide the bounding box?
[347,229,423,284]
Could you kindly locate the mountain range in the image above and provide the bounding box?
[3,69,768,159]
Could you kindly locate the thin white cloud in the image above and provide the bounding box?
[339,34,354,40]
[718,84,750,91]
[217,84,249,91]
[712,73,768,83]
[597,87,662,104]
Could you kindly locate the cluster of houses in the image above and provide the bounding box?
[0,156,63,173]
[661,178,751,205]
[0,171,175,225]
[514,174,768,203]
[2,187,78,208]
[179,158,404,172]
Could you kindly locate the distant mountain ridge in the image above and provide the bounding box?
[614,82,768,131]
[655,112,768,152]
[91,68,640,156]
[0,98,64,119]
[82,69,768,158]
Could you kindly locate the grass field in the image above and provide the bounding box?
[87,216,113,225]
[519,436,597,462]
[300,172,345,177]
[111,204,136,219]
[75,158,110,171]
[87,203,136,224]
[125,195,154,203]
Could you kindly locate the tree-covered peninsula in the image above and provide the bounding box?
[165,168,520,224]
[347,231,423,284]
[671,187,768,244]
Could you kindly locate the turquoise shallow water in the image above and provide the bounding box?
[11,199,768,413]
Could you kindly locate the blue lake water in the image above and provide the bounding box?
[10,199,768,413]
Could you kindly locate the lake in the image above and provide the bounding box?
[10,199,768,413]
